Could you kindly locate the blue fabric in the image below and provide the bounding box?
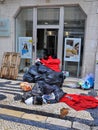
[81,74,94,89]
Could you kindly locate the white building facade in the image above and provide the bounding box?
[0,0,98,78]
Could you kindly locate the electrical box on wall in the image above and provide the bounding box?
[0,19,10,36]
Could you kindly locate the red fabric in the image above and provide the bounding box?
[40,56,61,72]
[59,94,98,111]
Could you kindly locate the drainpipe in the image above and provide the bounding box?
[94,42,98,90]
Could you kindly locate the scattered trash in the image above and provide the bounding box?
[78,73,95,90]
[42,93,55,104]
[25,97,33,105]
[64,81,78,88]
[60,108,69,118]
[20,82,32,91]
[62,71,69,77]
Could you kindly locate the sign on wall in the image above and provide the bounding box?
[19,37,32,59]
[64,38,81,62]
[0,19,10,36]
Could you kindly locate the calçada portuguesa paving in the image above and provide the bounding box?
[0,77,98,130]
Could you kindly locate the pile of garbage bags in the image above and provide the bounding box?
[22,62,66,105]
[23,62,65,87]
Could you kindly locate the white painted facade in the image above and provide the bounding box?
[0,0,98,79]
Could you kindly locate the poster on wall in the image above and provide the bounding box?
[19,37,32,59]
[64,38,81,62]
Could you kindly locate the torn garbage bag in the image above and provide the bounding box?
[31,81,65,102]
[22,81,65,104]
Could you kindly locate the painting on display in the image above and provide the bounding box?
[64,38,81,62]
[19,37,32,59]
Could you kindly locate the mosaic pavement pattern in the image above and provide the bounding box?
[0,78,98,130]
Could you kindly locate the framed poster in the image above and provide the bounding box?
[64,38,81,62]
[19,37,32,59]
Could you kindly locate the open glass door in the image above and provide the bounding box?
[37,29,58,58]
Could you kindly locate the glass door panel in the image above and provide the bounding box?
[15,8,33,72]
[37,29,58,59]
[63,6,86,77]
[37,8,60,25]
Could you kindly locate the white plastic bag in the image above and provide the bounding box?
[25,97,33,105]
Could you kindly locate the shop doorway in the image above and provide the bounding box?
[15,6,86,77]
[37,29,58,58]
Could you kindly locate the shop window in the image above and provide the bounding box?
[15,8,33,71]
[16,8,33,38]
[63,5,87,77]
[37,8,60,25]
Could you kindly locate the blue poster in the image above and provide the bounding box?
[19,37,32,59]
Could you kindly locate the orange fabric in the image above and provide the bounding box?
[20,82,32,91]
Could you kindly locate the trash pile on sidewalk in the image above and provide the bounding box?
[78,73,94,90]
[64,73,95,90]
[20,61,66,105]
[19,56,98,112]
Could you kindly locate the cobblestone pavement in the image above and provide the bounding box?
[0,77,98,130]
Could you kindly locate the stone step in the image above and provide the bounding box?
[0,106,72,130]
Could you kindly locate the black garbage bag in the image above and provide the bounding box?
[31,81,57,97]
[33,95,43,105]
[28,65,38,76]
[23,64,39,83]
[34,73,46,82]
[21,91,32,102]
[38,64,52,74]
[23,61,65,84]
[53,85,65,102]
[37,81,54,94]
[32,82,44,96]
[36,81,65,102]
[23,72,35,83]
[44,71,65,87]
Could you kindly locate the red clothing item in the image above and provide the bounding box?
[40,59,48,66]
[59,94,98,111]
[40,56,61,72]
